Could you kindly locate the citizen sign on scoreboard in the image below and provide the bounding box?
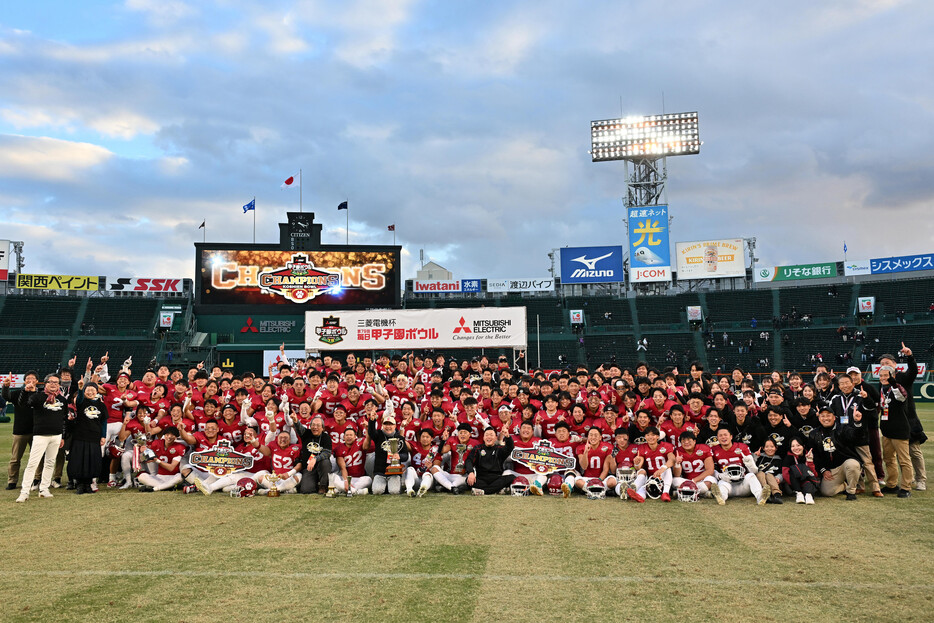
[305,307,528,351]
[199,249,399,307]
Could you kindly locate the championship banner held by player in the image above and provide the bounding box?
[16,273,100,291]
[189,439,255,477]
[510,439,576,475]
[305,307,527,351]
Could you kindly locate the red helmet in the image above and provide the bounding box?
[676,479,700,502]
[547,473,565,496]
[231,477,257,498]
[510,476,530,496]
[585,478,607,500]
[107,441,125,459]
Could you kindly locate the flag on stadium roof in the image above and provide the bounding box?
[281,174,299,189]
[198,220,205,229]
[338,201,348,210]
[388,224,395,231]
[242,199,255,213]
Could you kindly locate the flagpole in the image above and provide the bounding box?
[253,196,256,244]
[299,169,302,213]
[346,199,349,245]
[203,219,206,243]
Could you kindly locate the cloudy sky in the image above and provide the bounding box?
[1,0,933,282]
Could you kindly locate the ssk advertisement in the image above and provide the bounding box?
[199,249,399,307]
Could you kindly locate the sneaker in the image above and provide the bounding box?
[915,481,927,491]
[561,483,571,498]
[192,478,211,496]
[529,484,543,496]
[660,492,671,502]
[406,488,415,497]
[355,488,369,496]
[30,480,39,492]
[66,480,76,490]
[796,492,805,504]
[845,492,858,501]
[182,485,197,494]
[804,493,815,505]
[107,480,118,488]
[757,488,770,506]
[50,479,61,489]
[471,488,484,496]
[710,482,725,506]
[119,479,134,490]
[37,490,53,498]
[89,482,99,493]
[416,484,429,498]
[626,487,645,503]
[138,486,154,492]
[897,489,911,498]
[5,483,14,490]
[881,485,899,494]
[15,493,28,503]
[449,486,461,495]
[771,494,783,504]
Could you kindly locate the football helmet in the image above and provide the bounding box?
[585,478,607,500]
[230,477,257,498]
[106,441,126,459]
[724,465,745,482]
[546,473,565,497]
[615,467,636,488]
[644,475,664,499]
[676,479,700,502]
[510,476,530,497]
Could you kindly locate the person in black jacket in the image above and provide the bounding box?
[878,345,927,491]
[367,412,409,495]
[808,406,868,500]
[830,373,881,497]
[69,383,108,494]
[877,364,913,497]
[782,437,820,504]
[731,403,765,452]
[3,370,39,490]
[291,415,333,495]
[848,367,885,484]
[15,373,68,503]
[465,426,515,495]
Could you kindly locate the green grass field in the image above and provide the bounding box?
[0,408,932,623]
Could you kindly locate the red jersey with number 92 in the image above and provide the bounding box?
[676,443,712,480]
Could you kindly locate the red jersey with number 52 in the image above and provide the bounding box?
[637,442,675,473]
[676,443,712,480]
[269,444,301,475]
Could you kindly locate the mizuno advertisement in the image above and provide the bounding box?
[559,246,624,284]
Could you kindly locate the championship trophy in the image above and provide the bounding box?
[267,472,282,497]
[454,444,467,474]
[384,437,405,476]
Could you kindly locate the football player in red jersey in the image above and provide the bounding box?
[567,404,591,440]
[340,385,370,422]
[405,429,438,497]
[709,427,768,505]
[629,426,676,502]
[202,426,268,493]
[385,371,418,412]
[431,423,479,493]
[324,404,356,449]
[642,388,678,425]
[574,427,616,495]
[312,374,344,416]
[334,427,371,495]
[685,392,709,425]
[100,372,138,458]
[456,397,487,440]
[659,404,698,446]
[216,403,246,445]
[672,430,718,499]
[535,394,565,439]
[256,431,302,494]
[137,426,187,492]
[177,418,225,494]
[115,404,151,488]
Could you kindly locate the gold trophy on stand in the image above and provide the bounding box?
[267,472,281,497]
[384,438,405,476]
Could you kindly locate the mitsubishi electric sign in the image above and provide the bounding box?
[559,246,624,284]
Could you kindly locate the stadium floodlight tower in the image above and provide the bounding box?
[590,112,700,208]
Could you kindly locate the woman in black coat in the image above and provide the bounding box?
[70,384,108,494]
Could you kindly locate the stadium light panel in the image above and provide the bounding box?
[589,110,701,162]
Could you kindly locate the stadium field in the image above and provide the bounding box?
[0,408,932,623]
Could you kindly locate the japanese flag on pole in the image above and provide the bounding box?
[281,174,299,189]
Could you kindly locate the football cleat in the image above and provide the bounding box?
[37,490,53,498]
[585,478,607,500]
[417,484,429,498]
[561,482,571,499]
[757,487,770,506]
[644,476,664,500]
[406,488,415,497]
[471,488,485,496]
[676,479,700,502]
[660,492,671,502]
[192,477,211,496]
[510,476,530,497]
[529,483,543,496]
[625,487,645,503]
[709,482,725,505]
[15,493,28,503]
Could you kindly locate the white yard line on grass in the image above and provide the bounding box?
[6,569,933,591]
